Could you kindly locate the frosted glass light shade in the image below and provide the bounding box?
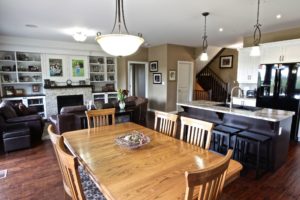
[250,46,260,56]
[200,52,208,61]
[96,34,144,56]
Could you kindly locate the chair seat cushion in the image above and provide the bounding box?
[78,166,106,200]
[238,131,271,142]
[214,125,240,134]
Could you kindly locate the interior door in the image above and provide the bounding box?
[177,61,193,111]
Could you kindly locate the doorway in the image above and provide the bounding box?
[177,61,194,111]
[128,61,148,98]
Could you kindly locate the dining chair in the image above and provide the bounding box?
[56,136,85,200]
[184,149,233,200]
[47,124,72,198]
[180,116,214,149]
[85,108,116,128]
[154,111,178,137]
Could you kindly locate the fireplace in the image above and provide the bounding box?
[57,95,84,114]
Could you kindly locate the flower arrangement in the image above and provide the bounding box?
[117,89,128,102]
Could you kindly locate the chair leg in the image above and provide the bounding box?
[256,142,261,179]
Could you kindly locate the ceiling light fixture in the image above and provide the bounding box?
[73,32,87,42]
[219,28,223,32]
[200,12,209,61]
[276,14,282,19]
[250,0,262,57]
[96,0,144,56]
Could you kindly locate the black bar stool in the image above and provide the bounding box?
[234,130,271,179]
[212,125,241,154]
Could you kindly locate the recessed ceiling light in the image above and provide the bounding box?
[276,14,282,19]
[73,32,87,42]
[219,28,223,32]
[25,24,38,28]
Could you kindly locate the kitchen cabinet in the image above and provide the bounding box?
[261,40,300,64]
[237,47,260,84]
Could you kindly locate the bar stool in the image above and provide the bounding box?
[234,130,271,179]
[212,124,241,154]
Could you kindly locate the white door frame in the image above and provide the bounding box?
[127,61,149,98]
[177,61,194,107]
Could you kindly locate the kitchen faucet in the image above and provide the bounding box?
[230,86,244,110]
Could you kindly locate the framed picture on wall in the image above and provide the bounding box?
[49,58,63,76]
[168,70,176,81]
[153,73,162,84]
[220,55,233,68]
[32,84,40,92]
[72,59,85,77]
[149,61,158,72]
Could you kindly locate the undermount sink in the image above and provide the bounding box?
[215,103,263,112]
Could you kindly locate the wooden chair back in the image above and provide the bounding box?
[180,116,214,149]
[47,125,71,197]
[85,108,116,128]
[154,111,178,137]
[56,136,85,200]
[184,150,233,200]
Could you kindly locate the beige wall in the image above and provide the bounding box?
[208,48,238,84]
[148,45,168,111]
[117,47,148,89]
[166,44,195,112]
[243,26,300,47]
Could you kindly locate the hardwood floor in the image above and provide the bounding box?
[1,114,300,199]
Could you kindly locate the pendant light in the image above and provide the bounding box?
[96,0,144,56]
[250,0,262,57]
[200,12,209,61]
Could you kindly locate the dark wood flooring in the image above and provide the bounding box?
[1,113,300,200]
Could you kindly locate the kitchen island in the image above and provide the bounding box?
[177,100,295,170]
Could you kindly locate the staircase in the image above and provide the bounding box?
[196,48,229,102]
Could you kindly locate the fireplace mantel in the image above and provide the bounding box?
[44,85,92,89]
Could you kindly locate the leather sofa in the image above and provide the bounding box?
[50,96,148,134]
[0,100,45,151]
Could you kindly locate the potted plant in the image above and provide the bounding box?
[117,89,128,110]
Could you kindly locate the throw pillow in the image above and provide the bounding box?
[0,100,18,119]
[18,103,31,116]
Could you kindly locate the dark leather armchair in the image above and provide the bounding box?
[0,101,45,146]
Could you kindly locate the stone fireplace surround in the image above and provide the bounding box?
[44,86,92,118]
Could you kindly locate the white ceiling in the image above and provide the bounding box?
[0,0,300,48]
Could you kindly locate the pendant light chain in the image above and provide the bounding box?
[202,12,209,53]
[111,0,129,34]
[253,0,262,46]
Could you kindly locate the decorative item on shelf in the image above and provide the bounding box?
[3,86,14,96]
[14,89,25,96]
[44,79,50,87]
[17,54,27,61]
[32,75,41,82]
[50,81,56,87]
[98,57,104,64]
[106,84,115,92]
[153,73,162,84]
[168,70,176,81]
[79,80,86,85]
[66,79,72,86]
[115,131,151,149]
[1,75,10,83]
[18,66,27,71]
[93,65,100,72]
[2,66,11,71]
[95,0,144,56]
[149,61,158,72]
[28,66,40,72]
[19,76,31,82]
[117,89,128,110]
[200,12,209,61]
[220,55,233,68]
[4,55,12,60]
[32,84,40,92]
[250,0,262,57]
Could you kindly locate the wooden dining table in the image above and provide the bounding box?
[63,122,243,200]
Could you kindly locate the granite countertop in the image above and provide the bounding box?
[177,100,295,122]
